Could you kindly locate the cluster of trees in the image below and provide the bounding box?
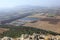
[0,25,60,38]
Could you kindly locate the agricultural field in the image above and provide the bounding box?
[23,13,60,33]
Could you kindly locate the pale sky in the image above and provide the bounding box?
[0,0,60,9]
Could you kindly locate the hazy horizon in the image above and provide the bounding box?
[0,0,60,9]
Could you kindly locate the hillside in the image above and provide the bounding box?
[0,25,60,38]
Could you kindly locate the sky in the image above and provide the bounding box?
[0,0,60,9]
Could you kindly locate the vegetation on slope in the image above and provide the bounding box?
[0,25,60,38]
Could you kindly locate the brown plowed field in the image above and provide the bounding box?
[23,13,60,33]
[0,28,9,34]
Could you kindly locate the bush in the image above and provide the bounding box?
[0,25,60,38]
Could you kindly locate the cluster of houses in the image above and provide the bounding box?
[1,33,60,40]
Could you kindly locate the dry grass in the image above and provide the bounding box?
[23,21,60,33]
[0,28,9,34]
[23,13,60,33]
